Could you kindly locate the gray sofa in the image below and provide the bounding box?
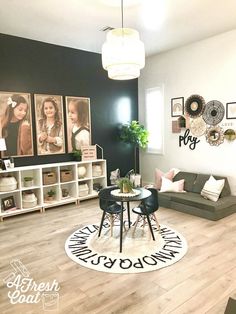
[158,171,236,220]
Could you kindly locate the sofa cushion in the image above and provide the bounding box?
[201,175,225,202]
[170,192,235,212]
[193,173,231,197]
[160,177,185,192]
[173,171,197,192]
[155,168,175,189]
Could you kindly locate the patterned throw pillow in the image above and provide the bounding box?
[155,169,175,190]
[201,175,225,202]
[160,176,185,193]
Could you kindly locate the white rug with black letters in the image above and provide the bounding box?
[65,222,188,274]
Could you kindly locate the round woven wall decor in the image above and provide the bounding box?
[185,94,205,118]
[205,126,224,146]
[202,100,225,125]
[190,116,207,137]
[224,129,236,141]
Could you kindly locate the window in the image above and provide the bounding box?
[145,86,164,154]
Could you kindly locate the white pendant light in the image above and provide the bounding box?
[102,0,145,80]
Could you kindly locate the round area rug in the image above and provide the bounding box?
[65,223,188,274]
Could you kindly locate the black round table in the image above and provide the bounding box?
[99,187,152,253]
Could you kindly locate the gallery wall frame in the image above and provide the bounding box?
[226,102,236,119]
[0,91,34,158]
[34,94,66,155]
[65,96,91,153]
[171,97,184,117]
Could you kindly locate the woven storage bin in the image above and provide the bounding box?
[79,183,89,197]
[43,172,57,185]
[92,165,102,177]
[0,176,17,191]
[22,192,37,208]
[60,170,73,182]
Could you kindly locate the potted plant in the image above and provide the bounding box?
[46,189,56,202]
[119,120,149,174]
[23,176,34,187]
[72,149,82,161]
[117,177,134,193]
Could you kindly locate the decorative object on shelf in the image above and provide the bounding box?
[202,100,225,125]
[172,120,181,133]
[101,0,145,80]
[81,145,97,161]
[0,138,7,169]
[43,171,57,185]
[226,102,236,119]
[23,176,34,187]
[22,190,37,208]
[190,116,207,137]
[93,183,103,192]
[92,164,102,177]
[0,91,34,158]
[1,195,16,211]
[46,189,56,202]
[117,177,133,193]
[65,96,91,153]
[78,166,87,179]
[60,169,73,182]
[171,97,184,117]
[0,175,17,191]
[62,188,69,198]
[34,94,65,156]
[78,183,89,197]
[3,158,11,170]
[9,157,14,168]
[119,120,148,174]
[205,126,224,146]
[185,94,205,118]
[72,149,82,161]
[179,129,200,150]
[224,129,236,141]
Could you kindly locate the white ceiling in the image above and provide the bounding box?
[0,0,236,56]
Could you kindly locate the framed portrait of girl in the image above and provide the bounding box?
[65,96,91,153]
[0,91,34,157]
[34,94,66,155]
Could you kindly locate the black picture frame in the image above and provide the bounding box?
[3,158,11,169]
[1,196,16,211]
[171,97,184,117]
[0,159,6,171]
[226,102,236,119]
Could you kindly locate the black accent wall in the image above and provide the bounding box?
[0,34,139,181]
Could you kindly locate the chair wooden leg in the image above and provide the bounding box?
[132,215,140,235]
[146,214,155,241]
[153,212,160,231]
[98,211,106,237]
[110,214,114,237]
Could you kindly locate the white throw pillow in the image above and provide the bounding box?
[160,176,185,193]
[201,175,225,202]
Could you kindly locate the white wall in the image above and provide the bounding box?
[138,29,236,194]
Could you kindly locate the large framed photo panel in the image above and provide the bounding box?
[0,91,33,157]
[65,96,91,153]
[34,94,65,155]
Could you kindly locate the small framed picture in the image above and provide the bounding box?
[226,102,236,119]
[171,97,184,117]
[3,158,11,169]
[1,196,16,211]
[0,160,6,171]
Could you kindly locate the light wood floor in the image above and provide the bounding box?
[0,199,236,314]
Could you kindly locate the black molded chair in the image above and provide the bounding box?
[132,188,160,238]
[98,187,125,237]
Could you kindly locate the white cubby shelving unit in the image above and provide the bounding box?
[0,159,107,221]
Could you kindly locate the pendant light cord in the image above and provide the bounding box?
[121,0,124,29]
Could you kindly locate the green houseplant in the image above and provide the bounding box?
[117,177,133,193]
[46,189,56,201]
[119,120,149,174]
[72,149,82,161]
[23,176,34,187]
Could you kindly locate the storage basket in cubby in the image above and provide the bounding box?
[92,165,102,177]
[0,176,17,191]
[43,172,57,185]
[60,170,73,182]
[22,191,37,208]
[79,183,89,197]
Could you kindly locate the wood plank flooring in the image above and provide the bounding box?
[0,199,236,314]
